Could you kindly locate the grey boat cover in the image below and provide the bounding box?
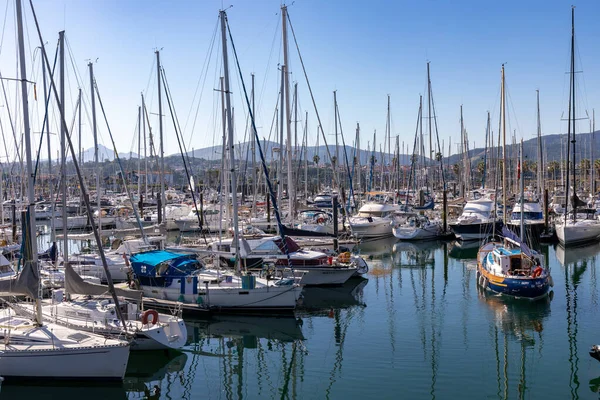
[0,260,39,299]
[65,263,143,301]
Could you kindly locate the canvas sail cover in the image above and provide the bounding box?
[0,212,39,299]
[571,193,587,208]
[64,263,142,301]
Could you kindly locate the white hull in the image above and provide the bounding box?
[53,216,89,230]
[294,267,356,286]
[68,256,130,282]
[393,225,442,240]
[141,282,301,312]
[556,220,600,246]
[347,219,392,239]
[0,309,130,381]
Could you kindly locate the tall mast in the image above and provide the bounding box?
[334,90,339,189]
[387,94,392,191]
[501,65,507,225]
[281,5,294,223]
[592,109,595,195]
[142,94,148,198]
[89,62,100,238]
[520,139,525,241]
[251,73,257,219]
[278,68,284,205]
[41,44,55,247]
[304,111,308,201]
[460,105,464,198]
[219,76,226,242]
[356,122,361,194]
[220,10,240,271]
[536,90,543,200]
[137,106,141,198]
[156,50,166,224]
[16,0,40,323]
[427,63,433,192]
[60,31,68,262]
[78,88,82,166]
[570,6,577,221]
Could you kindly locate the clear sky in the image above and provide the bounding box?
[1,0,599,164]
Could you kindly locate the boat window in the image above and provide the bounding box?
[511,212,543,220]
[358,211,383,217]
[253,240,282,253]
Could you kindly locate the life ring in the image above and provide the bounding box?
[532,267,543,278]
[338,252,351,263]
[316,217,325,224]
[141,309,159,325]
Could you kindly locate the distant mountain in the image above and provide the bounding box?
[82,144,138,163]
[185,141,414,165]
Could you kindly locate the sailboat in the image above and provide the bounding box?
[129,9,303,316]
[0,3,130,381]
[555,8,600,246]
[475,67,552,300]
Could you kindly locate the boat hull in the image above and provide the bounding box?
[392,225,442,240]
[556,221,600,246]
[449,221,502,241]
[506,221,546,242]
[477,264,550,300]
[0,344,130,381]
[292,267,356,286]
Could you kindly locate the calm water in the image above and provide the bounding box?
[8,233,600,399]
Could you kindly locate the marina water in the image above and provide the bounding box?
[6,235,600,399]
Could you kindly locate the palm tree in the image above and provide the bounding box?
[452,163,460,178]
[547,161,560,183]
[313,154,320,166]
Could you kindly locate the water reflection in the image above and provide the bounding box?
[479,290,552,400]
[392,240,439,267]
[300,278,368,312]
[448,240,479,260]
[0,383,126,400]
[125,351,188,398]
[557,243,600,399]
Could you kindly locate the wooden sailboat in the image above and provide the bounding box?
[475,66,552,300]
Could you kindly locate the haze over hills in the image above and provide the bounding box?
[82,131,598,166]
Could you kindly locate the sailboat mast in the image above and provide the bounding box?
[142,94,148,198]
[89,62,101,238]
[501,65,507,225]
[569,7,576,221]
[520,139,524,241]
[15,0,40,323]
[282,5,294,223]
[592,109,595,194]
[41,44,55,246]
[60,31,68,262]
[304,111,308,200]
[356,123,361,194]
[536,90,543,200]
[220,10,240,270]
[138,106,141,198]
[388,94,392,191]
[219,76,226,242]
[334,90,339,188]
[156,50,166,224]
[251,73,257,219]
[427,63,433,192]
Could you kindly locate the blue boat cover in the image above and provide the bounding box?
[130,250,200,277]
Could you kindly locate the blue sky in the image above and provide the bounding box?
[1,0,599,164]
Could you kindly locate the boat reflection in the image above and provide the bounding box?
[392,240,441,267]
[356,236,398,257]
[448,239,479,260]
[555,242,600,267]
[124,350,188,398]
[186,315,305,344]
[478,289,552,399]
[0,383,126,400]
[300,277,368,313]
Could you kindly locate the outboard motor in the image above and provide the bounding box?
[590,345,600,362]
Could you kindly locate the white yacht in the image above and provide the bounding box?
[392,212,444,241]
[449,198,501,241]
[507,201,546,240]
[345,202,398,239]
[555,209,600,246]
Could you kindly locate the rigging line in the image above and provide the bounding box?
[29,0,130,330]
[428,75,446,190]
[185,16,219,147]
[336,102,356,214]
[226,14,294,270]
[257,14,281,121]
[32,43,59,182]
[161,67,207,244]
[0,1,9,57]
[286,12,339,189]
[93,78,148,244]
[0,68,23,173]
